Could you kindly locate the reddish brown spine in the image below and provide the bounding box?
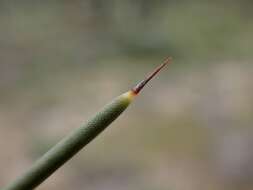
[131,57,172,95]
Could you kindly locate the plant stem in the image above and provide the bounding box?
[2,57,171,190]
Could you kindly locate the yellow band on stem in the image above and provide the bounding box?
[122,91,137,102]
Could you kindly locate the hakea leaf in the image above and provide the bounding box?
[2,57,172,190]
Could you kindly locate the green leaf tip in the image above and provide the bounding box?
[131,56,172,95]
[2,57,172,190]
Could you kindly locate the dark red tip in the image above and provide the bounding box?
[131,57,172,95]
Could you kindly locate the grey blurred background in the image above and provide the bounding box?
[0,1,253,190]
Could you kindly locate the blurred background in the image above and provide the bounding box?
[0,1,253,190]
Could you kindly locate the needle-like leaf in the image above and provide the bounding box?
[2,57,172,190]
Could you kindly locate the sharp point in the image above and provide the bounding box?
[131,56,172,95]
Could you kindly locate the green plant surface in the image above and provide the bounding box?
[2,58,171,190]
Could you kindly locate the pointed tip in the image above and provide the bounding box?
[131,56,172,95]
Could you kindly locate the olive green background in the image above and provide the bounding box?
[0,1,253,190]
